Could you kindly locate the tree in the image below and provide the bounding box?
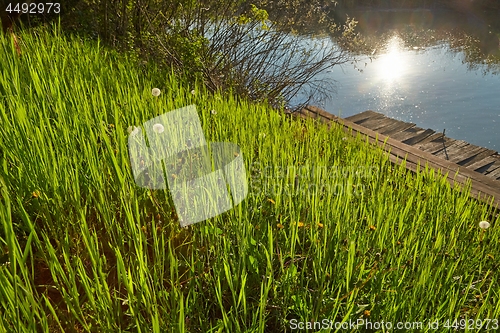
[56,0,358,110]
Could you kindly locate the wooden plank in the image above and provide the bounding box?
[420,134,447,147]
[402,128,436,146]
[433,140,469,159]
[361,117,398,131]
[356,114,388,127]
[304,105,337,121]
[362,117,395,131]
[486,167,500,180]
[465,156,499,172]
[352,115,387,129]
[459,149,498,167]
[300,106,335,122]
[344,110,381,123]
[449,145,489,164]
[389,127,426,142]
[447,141,471,153]
[420,137,457,154]
[481,161,500,175]
[380,122,416,136]
[414,132,445,149]
[433,141,470,160]
[485,165,500,179]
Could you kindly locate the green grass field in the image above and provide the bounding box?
[1,27,499,332]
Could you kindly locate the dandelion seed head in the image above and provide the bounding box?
[479,221,490,229]
[191,89,196,95]
[211,109,217,115]
[152,88,161,96]
[153,123,164,133]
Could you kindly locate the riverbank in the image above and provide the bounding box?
[1,28,499,332]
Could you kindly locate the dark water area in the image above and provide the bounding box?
[343,6,500,57]
[301,5,500,150]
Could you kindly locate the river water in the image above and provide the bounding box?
[304,8,500,150]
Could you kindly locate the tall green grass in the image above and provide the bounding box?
[1,26,499,332]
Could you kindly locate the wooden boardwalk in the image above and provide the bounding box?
[288,106,500,208]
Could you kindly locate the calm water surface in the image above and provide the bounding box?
[297,6,500,151]
[320,36,500,150]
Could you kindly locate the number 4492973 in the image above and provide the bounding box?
[6,3,61,14]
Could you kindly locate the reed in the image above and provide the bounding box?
[0,26,499,332]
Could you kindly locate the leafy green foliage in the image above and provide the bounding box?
[49,0,358,109]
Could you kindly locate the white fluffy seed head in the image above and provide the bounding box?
[152,88,161,97]
[479,221,490,229]
[153,123,164,133]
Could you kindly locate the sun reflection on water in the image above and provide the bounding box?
[376,35,407,83]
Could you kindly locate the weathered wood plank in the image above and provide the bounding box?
[300,106,336,122]
[305,105,337,119]
[466,156,499,172]
[420,137,457,154]
[344,110,382,123]
[486,166,500,180]
[414,132,445,148]
[448,145,489,164]
[459,148,498,167]
[389,127,426,142]
[380,122,416,136]
[433,141,470,160]
[416,133,448,154]
[446,142,472,153]
[481,161,500,175]
[361,117,399,131]
[486,166,500,179]
[402,128,436,146]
